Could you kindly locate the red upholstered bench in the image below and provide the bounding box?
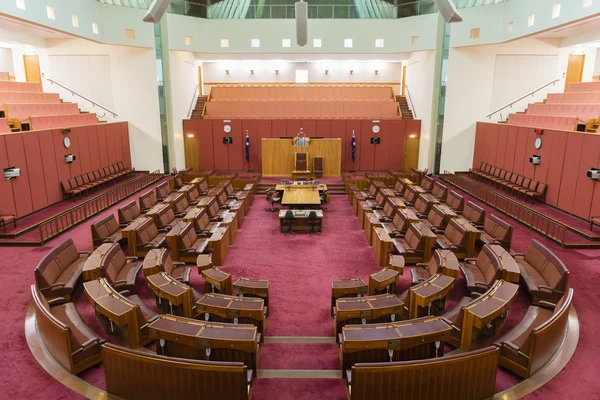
[591,216,600,232]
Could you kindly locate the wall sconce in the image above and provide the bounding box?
[186,134,195,138]
[375,70,379,75]
[325,70,329,74]
[408,134,417,139]
[250,70,254,74]
[275,70,279,75]
[225,70,230,75]
[349,70,354,74]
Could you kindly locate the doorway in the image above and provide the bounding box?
[564,54,585,91]
[184,135,200,171]
[404,137,420,171]
[23,55,41,84]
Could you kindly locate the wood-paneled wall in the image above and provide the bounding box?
[261,139,341,176]
[0,122,132,219]
[183,118,421,173]
[474,122,600,220]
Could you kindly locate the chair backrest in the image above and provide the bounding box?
[528,180,539,191]
[431,182,447,200]
[515,175,524,186]
[179,223,197,249]
[136,219,159,244]
[414,194,430,215]
[156,181,171,198]
[483,214,513,247]
[522,177,531,188]
[308,211,319,220]
[477,245,502,285]
[524,240,569,290]
[405,224,423,250]
[139,190,158,210]
[510,174,518,184]
[173,193,189,213]
[420,175,434,191]
[443,219,468,246]
[35,238,79,288]
[284,210,294,220]
[536,182,547,195]
[295,152,307,170]
[174,174,183,187]
[382,199,395,217]
[427,206,445,229]
[101,243,126,283]
[158,206,176,227]
[446,191,464,212]
[198,179,209,191]
[118,201,141,225]
[462,201,486,226]
[313,157,323,173]
[91,214,120,241]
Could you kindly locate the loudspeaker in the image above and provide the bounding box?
[432,0,463,23]
[296,1,308,47]
[371,137,381,145]
[223,137,233,144]
[143,0,172,23]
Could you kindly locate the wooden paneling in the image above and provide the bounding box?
[374,121,391,170]
[184,136,200,172]
[22,132,48,211]
[302,119,317,137]
[496,125,508,169]
[226,120,243,171]
[572,134,600,219]
[23,55,41,84]
[120,122,132,168]
[5,134,34,216]
[272,120,286,137]
[286,120,301,138]
[389,120,406,171]
[212,120,230,170]
[0,136,16,216]
[39,130,62,205]
[87,125,100,171]
[504,126,518,172]
[404,138,420,171]
[76,127,92,175]
[564,54,585,91]
[545,130,568,208]
[513,127,529,174]
[96,125,109,168]
[105,124,117,165]
[261,139,341,177]
[522,128,537,179]
[316,120,331,138]
[557,133,584,213]
[67,129,82,178]
[359,120,376,170]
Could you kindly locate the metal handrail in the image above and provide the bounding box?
[38,171,163,244]
[188,84,200,119]
[45,77,118,118]
[486,79,560,120]
[405,84,417,119]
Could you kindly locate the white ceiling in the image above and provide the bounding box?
[0,15,71,46]
[535,16,600,41]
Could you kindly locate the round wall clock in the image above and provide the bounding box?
[63,136,71,149]
[372,125,380,134]
[534,137,542,149]
[223,125,232,133]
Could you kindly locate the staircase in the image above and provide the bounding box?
[256,182,346,195]
[190,95,208,119]
[396,95,414,120]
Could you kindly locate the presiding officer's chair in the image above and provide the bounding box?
[265,188,281,212]
[282,210,296,236]
[308,211,321,236]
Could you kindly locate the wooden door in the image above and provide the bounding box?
[23,55,41,84]
[564,54,585,91]
[184,136,200,171]
[404,137,419,171]
[401,65,407,96]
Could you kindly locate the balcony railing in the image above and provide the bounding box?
[98,0,507,20]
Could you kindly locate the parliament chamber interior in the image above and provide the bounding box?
[1,0,600,399]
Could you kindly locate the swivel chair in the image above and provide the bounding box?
[282,210,296,236]
[320,189,328,210]
[308,211,321,236]
[265,188,281,212]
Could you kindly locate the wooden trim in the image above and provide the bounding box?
[204,82,401,86]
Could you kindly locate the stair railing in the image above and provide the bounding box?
[45,77,118,118]
[486,78,560,120]
[187,84,200,119]
[405,84,417,119]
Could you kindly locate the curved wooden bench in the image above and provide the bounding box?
[411,248,459,285]
[90,214,124,248]
[478,213,513,251]
[103,343,252,400]
[138,190,158,213]
[347,346,499,400]
[117,200,143,226]
[101,243,142,291]
[496,288,573,378]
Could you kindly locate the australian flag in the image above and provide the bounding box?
[351,131,356,162]
[245,131,250,162]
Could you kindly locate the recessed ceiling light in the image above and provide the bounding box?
[220,39,229,48]
[282,38,291,48]
[375,38,384,48]
[251,39,260,48]
[313,38,322,48]
[16,0,25,10]
[72,15,79,28]
[552,4,561,18]
[528,14,535,27]
[46,5,55,20]
[185,36,193,46]
[92,22,99,35]
[344,39,353,48]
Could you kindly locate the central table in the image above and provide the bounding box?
[280,189,322,207]
[278,209,323,232]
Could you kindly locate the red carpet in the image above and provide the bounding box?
[0,184,599,399]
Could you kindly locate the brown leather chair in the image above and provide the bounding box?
[156,204,183,229]
[313,156,323,178]
[139,190,158,213]
[478,214,512,250]
[295,152,308,170]
[411,249,458,285]
[118,200,143,226]
[0,209,16,232]
[90,214,124,248]
[434,218,468,260]
[392,222,436,264]
[34,238,90,301]
[514,240,569,305]
[31,285,104,374]
[525,182,547,204]
[411,194,434,219]
[460,201,486,229]
[156,181,172,200]
[420,175,434,192]
[431,181,447,201]
[101,243,143,291]
[174,222,210,263]
[445,190,464,213]
[134,218,168,257]
[496,288,573,378]
[459,245,502,294]
[381,208,416,237]
[143,248,191,284]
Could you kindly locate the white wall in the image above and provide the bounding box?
[405,50,437,171]
[10,38,163,172]
[440,38,580,173]
[201,61,402,93]
[594,48,600,81]
[0,48,15,75]
[168,50,198,171]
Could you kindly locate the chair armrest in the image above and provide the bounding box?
[470,291,484,298]
[195,231,209,238]
[181,248,198,252]
[449,244,466,250]
[405,248,422,254]
[538,284,557,292]
[112,280,127,286]
[219,205,228,209]
[474,281,490,288]
[158,228,169,233]
[47,297,68,306]
[72,338,105,355]
[503,341,520,352]
[79,251,92,256]
[119,289,132,296]
[173,261,186,266]
[538,300,556,310]
[138,241,154,247]
[513,253,524,258]
[45,282,66,289]
[126,256,138,261]
[209,217,219,222]
[119,223,130,228]
[174,212,186,218]
[415,263,428,267]
[434,229,445,234]
[440,317,454,326]
[464,258,477,263]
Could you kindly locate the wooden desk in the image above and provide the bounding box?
[121,218,149,258]
[388,255,405,274]
[208,227,230,266]
[144,203,172,228]
[196,254,214,273]
[261,138,342,177]
[233,277,270,315]
[142,248,163,278]
[331,278,368,316]
[276,183,328,192]
[196,293,266,341]
[220,211,239,244]
[434,204,458,229]
[405,274,455,319]
[437,248,460,278]
[292,170,311,180]
[82,243,113,281]
[148,314,259,370]
[487,244,520,283]
[281,189,321,207]
[202,267,232,295]
[372,227,396,266]
[83,278,150,348]
[368,268,400,295]
[364,213,380,245]
[146,272,197,318]
[340,316,452,372]
[334,294,404,339]
[452,217,482,258]
[278,210,323,232]
[162,192,185,210]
